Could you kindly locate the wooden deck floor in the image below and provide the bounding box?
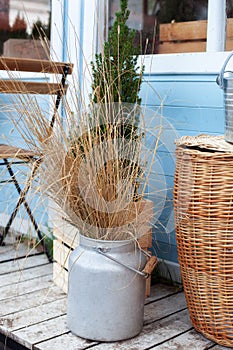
[0,236,232,350]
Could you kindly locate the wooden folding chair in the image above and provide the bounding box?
[0,57,73,261]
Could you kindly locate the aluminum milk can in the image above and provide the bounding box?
[67,234,148,341]
[217,51,233,143]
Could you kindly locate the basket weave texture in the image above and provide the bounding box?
[174,135,233,347]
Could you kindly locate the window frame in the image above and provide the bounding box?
[51,0,233,82]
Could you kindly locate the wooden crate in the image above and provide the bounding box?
[159,18,233,54]
[53,200,153,297]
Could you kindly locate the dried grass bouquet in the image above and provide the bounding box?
[3,0,158,242]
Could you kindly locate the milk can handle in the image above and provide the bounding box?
[217,51,233,89]
[96,247,157,279]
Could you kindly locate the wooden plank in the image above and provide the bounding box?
[158,41,206,54]
[0,264,52,287]
[0,254,49,275]
[0,144,38,159]
[78,309,191,349]
[158,18,233,54]
[159,39,233,54]
[33,289,187,350]
[0,298,66,333]
[0,57,73,75]
[146,283,182,303]
[34,333,98,350]
[53,240,71,270]
[160,20,207,42]
[212,345,233,350]
[0,80,68,95]
[160,18,233,42]
[12,315,68,349]
[31,291,188,350]
[0,274,53,301]
[0,253,203,350]
[53,262,68,294]
[0,241,41,260]
[0,234,17,245]
[226,38,233,51]
[226,18,233,39]
[151,328,213,349]
[0,284,65,317]
[53,224,79,248]
[144,291,186,325]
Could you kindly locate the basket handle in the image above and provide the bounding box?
[217,51,233,89]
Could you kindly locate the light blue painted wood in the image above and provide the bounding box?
[145,106,224,134]
[141,74,224,108]
[152,240,178,264]
[141,72,225,263]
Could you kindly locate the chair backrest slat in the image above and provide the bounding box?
[0,81,68,95]
[0,57,73,75]
[0,56,73,96]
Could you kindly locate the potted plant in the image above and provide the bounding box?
[65,0,157,341]
[5,0,157,342]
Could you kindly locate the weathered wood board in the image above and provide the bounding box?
[159,18,233,53]
[0,241,231,350]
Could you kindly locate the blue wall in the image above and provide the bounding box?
[141,72,225,263]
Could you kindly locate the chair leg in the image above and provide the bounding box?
[0,158,52,262]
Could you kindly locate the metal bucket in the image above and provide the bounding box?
[217,51,233,143]
[67,234,154,342]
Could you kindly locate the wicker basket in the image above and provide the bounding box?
[174,135,233,347]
